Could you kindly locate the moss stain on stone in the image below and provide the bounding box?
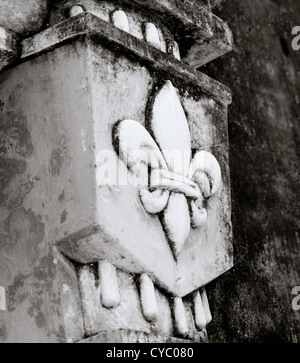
[49,135,69,177]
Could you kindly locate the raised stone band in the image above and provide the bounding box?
[150,169,201,200]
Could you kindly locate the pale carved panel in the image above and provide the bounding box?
[113,81,222,258]
[44,38,233,337]
[57,65,232,299]
[0,4,233,341]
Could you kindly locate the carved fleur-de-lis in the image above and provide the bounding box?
[113,81,221,258]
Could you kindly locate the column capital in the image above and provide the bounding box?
[0,0,233,72]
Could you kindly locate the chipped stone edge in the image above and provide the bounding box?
[127,0,230,36]
[20,13,232,106]
[0,26,19,71]
[125,0,234,65]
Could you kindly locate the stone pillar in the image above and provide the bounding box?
[0,0,233,343]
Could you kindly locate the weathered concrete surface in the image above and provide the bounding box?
[57,34,232,297]
[0,40,96,343]
[50,0,173,55]
[51,1,233,69]
[201,0,300,343]
[0,1,233,73]
[0,0,236,341]
[0,11,232,341]
[77,264,206,342]
[0,247,84,343]
[0,0,49,36]
[123,0,234,67]
[22,13,232,105]
[17,13,232,298]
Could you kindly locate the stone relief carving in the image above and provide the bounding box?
[113,81,222,257]
[77,260,212,339]
[0,0,233,343]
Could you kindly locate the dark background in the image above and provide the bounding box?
[202,0,300,343]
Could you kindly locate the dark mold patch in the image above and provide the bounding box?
[6,273,28,312]
[6,251,60,339]
[60,210,68,224]
[4,208,45,249]
[0,321,8,342]
[58,190,65,202]
[34,312,47,329]
[0,112,33,158]
[0,111,35,208]
[0,156,26,202]
[0,156,35,209]
[0,208,45,282]
[3,179,34,210]
[49,135,69,177]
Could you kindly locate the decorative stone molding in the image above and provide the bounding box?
[111,10,130,34]
[21,13,232,105]
[76,259,211,341]
[0,1,233,343]
[69,5,85,18]
[0,0,233,72]
[98,260,121,309]
[50,0,234,68]
[139,274,158,323]
[121,0,234,67]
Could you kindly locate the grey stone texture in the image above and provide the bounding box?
[0,2,233,342]
[202,0,300,343]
